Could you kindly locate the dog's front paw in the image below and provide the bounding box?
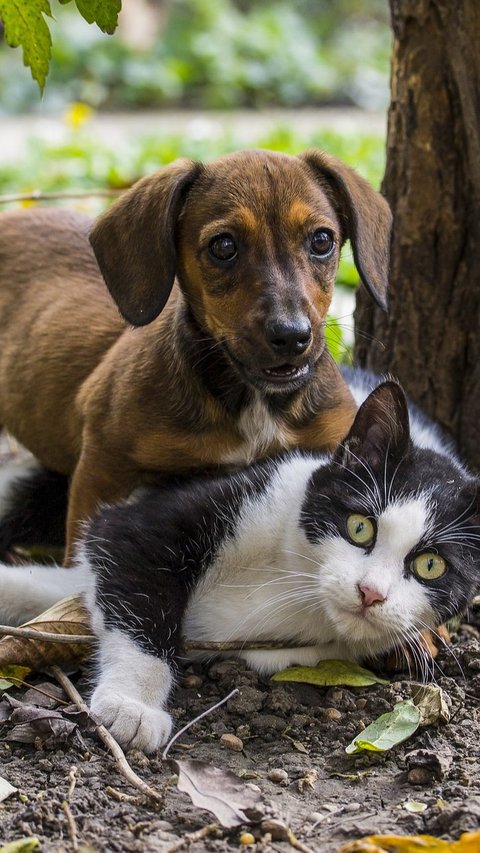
[90,688,173,753]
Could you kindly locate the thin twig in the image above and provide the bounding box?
[164,822,220,853]
[106,786,144,805]
[0,625,94,644]
[162,688,239,760]
[0,622,312,651]
[183,640,309,651]
[49,665,165,805]
[62,800,79,852]
[67,766,78,802]
[0,189,124,205]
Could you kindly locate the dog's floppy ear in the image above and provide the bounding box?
[89,159,202,326]
[299,149,392,311]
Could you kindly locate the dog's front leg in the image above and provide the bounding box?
[65,447,138,564]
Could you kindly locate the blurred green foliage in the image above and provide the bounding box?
[0,0,390,113]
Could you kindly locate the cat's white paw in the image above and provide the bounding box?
[90,688,173,753]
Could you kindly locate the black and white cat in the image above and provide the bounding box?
[0,371,478,753]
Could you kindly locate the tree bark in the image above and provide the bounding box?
[354,0,480,469]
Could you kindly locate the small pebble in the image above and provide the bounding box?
[220,733,243,752]
[183,673,203,689]
[355,698,368,710]
[268,768,289,784]
[236,724,250,739]
[408,767,434,785]
[323,707,343,722]
[260,818,289,841]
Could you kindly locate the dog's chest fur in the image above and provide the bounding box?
[223,394,292,465]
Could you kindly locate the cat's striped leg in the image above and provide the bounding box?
[79,535,188,754]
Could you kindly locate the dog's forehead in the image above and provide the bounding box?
[185,150,337,223]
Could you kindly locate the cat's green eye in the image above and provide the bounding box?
[412,552,447,581]
[346,513,375,546]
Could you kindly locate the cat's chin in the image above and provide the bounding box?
[332,605,395,655]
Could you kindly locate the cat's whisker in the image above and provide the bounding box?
[280,548,324,569]
[333,453,381,512]
[415,618,466,683]
[429,495,478,538]
[404,631,432,683]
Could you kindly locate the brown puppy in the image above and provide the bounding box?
[0,149,391,561]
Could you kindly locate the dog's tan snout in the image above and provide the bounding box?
[264,317,312,357]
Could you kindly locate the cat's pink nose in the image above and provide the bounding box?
[358,585,386,608]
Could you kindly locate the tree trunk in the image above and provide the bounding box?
[354,0,480,469]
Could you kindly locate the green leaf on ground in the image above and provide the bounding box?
[58,0,121,34]
[346,699,421,755]
[0,0,53,89]
[0,665,32,691]
[272,659,388,688]
[0,840,40,853]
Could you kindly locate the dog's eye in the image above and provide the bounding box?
[310,229,335,258]
[208,234,238,262]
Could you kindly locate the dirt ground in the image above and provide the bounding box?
[1,609,479,853]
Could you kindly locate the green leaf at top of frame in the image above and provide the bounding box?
[272,659,388,688]
[0,0,53,90]
[57,0,121,34]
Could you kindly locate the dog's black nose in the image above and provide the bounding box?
[265,319,312,356]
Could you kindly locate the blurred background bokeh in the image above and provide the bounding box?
[0,0,392,361]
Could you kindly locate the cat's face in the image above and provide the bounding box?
[300,382,480,662]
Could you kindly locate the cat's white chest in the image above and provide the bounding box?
[223,395,291,465]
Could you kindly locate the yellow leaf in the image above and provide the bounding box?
[338,830,480,852]
[0,595,93,671]
[0,665,31,690]
[0,839,40,853]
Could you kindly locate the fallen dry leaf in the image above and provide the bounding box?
[410,684,451,725]
[0,595,92,671]
[170,757,265,828]
[3,695,86,749]
[338,830,480,852]
[0,776,17,803]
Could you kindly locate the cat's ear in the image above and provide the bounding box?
[335,381,411,471]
